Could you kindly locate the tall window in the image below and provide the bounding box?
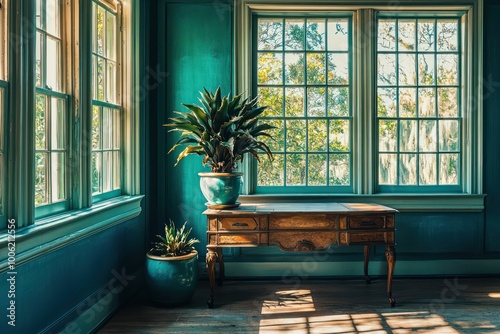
[35,0,68,216]
[377,17,461,192]
[0,0,7,228]
[256,17,352,193]
[91,0,121,200]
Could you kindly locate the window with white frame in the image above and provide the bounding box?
[91,0,121,201]
[243,2,482,199]
[34,0,69,216]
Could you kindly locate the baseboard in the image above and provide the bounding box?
[40,268,144,334]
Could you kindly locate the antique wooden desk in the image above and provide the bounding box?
[203,202,397,308]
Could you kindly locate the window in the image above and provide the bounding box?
[256,17,352,193]
[0,0,7,229]
[238,1,483,202]
[91,0,121,201]
[34,0,69,217]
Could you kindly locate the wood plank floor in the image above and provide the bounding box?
[99,277,500,334]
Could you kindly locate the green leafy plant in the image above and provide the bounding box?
[164,86,275,173]
[150,220,200,257]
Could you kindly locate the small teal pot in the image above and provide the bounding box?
[146,250,199,305]
[199,172,243,205]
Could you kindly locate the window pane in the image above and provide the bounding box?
[306,19,325,51]
[378,20,396,51]
[97,6,105,56]
[378,53,396,85]
[106,11,116,60]
[106,61,116,103]
[418,20,435,51]
[103,151,112,192]
[113,151,121,189]
[285,87,304,117]
[285,53,304,84]
[399,154,417,185]
[46,0,60,37]
[398,20,416,51]
[398,53,416,86]
[113,108,121,149]
[286,120,306,152]
[308,154,327,185]
[258,154,284,186]
[97,57,105,101]
[419,154,437,185]
[327,87,349,117]
[379,120,397,152]
[258,52,282,84]
[379,154,397,185]
[262,119,284,152]
[285,19,304,51]
[306,53,326,84]
[51,97,65,149]
[437,54,458,85]
[439,153,459,185]
[51,152,65,202]
[92,105,101,149]
[259,87,283,117]
[377,88,397,117]
[437,20,458,51]
[418,88,436,117]
[327,53,349,84]
[329,120,350,152]
[35,153,48,205]
[327,19,349,51]
[329,154,350,185]
[258,19,283,51]
[35,94,47,150]
[103,107,112,149]
[46,36,61,91]
[36,32,44,87]
[308,119,327,152]
[92,152,101,194]
[286,154,306,185]
[306,87,326,117]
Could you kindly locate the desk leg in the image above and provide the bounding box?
[206,247,217,308]
[363,245,371,284]
[385,245,396,307]
[216,248,225,286]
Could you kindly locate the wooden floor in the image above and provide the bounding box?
[99,277,500,334]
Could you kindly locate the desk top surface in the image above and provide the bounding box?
[203,202,397,215]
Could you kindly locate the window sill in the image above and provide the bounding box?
[0,195,144,272]
[239,194,485,212]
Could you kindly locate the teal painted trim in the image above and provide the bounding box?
[0,195,144,272]
[41,267,144,334]
[239,193,485,212]
[212,259,500,278]
[35,201,69,219]
[92,188,122,203]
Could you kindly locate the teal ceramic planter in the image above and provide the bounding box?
[199,172,243,205]
[146,250,199,305]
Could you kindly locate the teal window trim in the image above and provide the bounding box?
[0,80,7,230]
[235,0,483,210]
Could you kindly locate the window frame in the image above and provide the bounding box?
[235,0,484,211]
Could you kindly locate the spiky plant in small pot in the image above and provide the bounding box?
[150,220,200,257]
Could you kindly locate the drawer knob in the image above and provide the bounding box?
[295,240,316,251]
[232,222,249,227]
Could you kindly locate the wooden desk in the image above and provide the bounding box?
[203,202,397,308]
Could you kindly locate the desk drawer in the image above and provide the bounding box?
[340,231,395,245]
[210,216,267,231]
[269,231,338,251]
[269,214,338,230]
[348,215,387,229]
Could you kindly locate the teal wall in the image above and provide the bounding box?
[150,0,500,278]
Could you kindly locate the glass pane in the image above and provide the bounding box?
[92,56,97,100]
[106,11,116,60]
[398,53,416,86]
[46,37,61,91]
[418,19,435,51]
[306,19,325,51]
[378,19,396,51]
[398,20,416,51]
[258,19,283,51]
[400,120,417,152]
[36,32,43,87]
[36,0,43,28]
[286,120,306,152]
[437,87,458,117]
[418,54,435,85]
[329,154,349,185]
[327,18,349,51]
[379,154,397,185]
[92,105,101,149]
[327,53,349,85]
[261,119,284,152]
[285,19,304,51]
[419,120,437,152]
[399,88,416,117]
[259,87,283,117]
[399,154,417,185]
[306,87,326,117]
[51,152,65,202]
[97,6,105,56]
[439,120,459,151]
[113,108,121,149]
[439,153,459,185]
[329,120,350,152]
[35,94,47,150]
[258,154,284,186]
[46,0,60,37]
[379,120,397,152]
[378,53,396,85]
[308,119,327,152]
[92,152,101,194]
[286,154,306,185]
[306,53,326,84]
[437,54,458,85]
[327,87,349,117]
[377,88,397,117]
[419,154,437,185]
[308,154,327,185]
[284,53,304,84]
[418,88,436,117]
[102,108,112,149]
[258,52,283,84]
[35,153,47,205]
[285,87,304,117]
[437,20,458,51]
[51,97,65,149]
[103,151,112,192]
[106,61,116,103]
[113,151,121,189]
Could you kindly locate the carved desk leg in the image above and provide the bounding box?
[385,245,396,307]
[206,247,218,308]
[216,248,225,286]
[364,245,372,284]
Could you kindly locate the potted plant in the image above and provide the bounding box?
[146,220,200,305]
[164,86,275,207]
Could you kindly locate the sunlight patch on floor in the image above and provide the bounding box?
[488,292,500,298]
[262,289,316,314]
